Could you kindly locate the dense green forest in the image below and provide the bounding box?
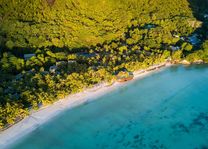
[0,0,208,129]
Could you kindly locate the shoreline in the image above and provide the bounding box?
[0,62,172,149]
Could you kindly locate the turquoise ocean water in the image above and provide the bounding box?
[11,65,208,149]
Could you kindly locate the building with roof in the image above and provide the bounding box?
[24,54,35,60]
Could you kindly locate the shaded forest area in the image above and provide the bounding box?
[0,0,207,129]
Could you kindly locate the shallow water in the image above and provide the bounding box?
[11,65,208,149]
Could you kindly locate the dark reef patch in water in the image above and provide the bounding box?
[190,112,208,129]
[172,123,190,133]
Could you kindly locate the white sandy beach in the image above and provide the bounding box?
[0,62,171,149]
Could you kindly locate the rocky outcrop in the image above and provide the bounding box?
[193,60,204,64]
[180,60,191,65]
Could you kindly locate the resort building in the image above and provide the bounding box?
[24,54,35,60]
[116,69,134,82]
[56,61,67,67]
[68,60,76,64]
[170,46,180,51]
[204,14,208,19]
[144,24,156,29]
[76,52,98,58]
[188,34,201,45]
[49,65,58,73]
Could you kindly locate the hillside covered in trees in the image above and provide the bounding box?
[0,0,208,129]
[0,0,199,49]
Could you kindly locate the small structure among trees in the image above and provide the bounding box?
[170,46,180,51]
[204,14,208,19]
[24,54,35,60]
[49,65,58,73]
[188,34,201,45]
